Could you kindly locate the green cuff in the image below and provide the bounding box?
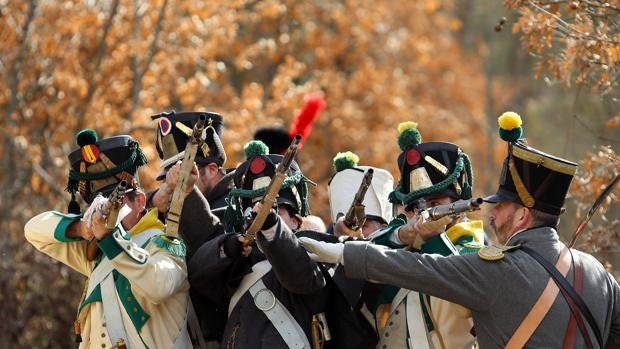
[97,228,124,260]
[421,233,458,256]
[53,213,83,243]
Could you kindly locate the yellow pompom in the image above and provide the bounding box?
[398,121,418,134]
[498,112,522,130]
[338,151,359,164]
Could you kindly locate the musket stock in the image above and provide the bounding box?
[165,115,207,236]
[342,169,374,231]
[243,135,301,246]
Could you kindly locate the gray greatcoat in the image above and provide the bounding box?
[343,226,620,348]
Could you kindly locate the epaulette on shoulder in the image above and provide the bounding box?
[151,235,187,257]
[460,242,485,254]
[478,243,520,261]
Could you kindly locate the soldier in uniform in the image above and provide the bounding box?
[301,113,620,348]
[24,129,190,348]
[188,140,337,349]
[148,111,231,347]
[328,123,483,349]
[319,151,396,348]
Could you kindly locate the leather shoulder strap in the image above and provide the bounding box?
[520,245,603,348]
[506,246,571,348]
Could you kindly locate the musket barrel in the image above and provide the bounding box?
[427,197,483,221]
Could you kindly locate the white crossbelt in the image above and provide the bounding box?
[86,228,161,297]
[229,260,310,349]
[228,260,272,316]
[249,279,311,349]
[389,288,431,349]
[85,228,162,348]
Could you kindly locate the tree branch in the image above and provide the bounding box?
[74,0,120,129]
[3,0,38,128]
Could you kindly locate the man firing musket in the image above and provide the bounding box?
[188,137,341,349]
[25,129,191,348]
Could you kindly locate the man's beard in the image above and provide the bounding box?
[490,213,516,244]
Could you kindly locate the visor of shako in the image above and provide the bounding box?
[328,166,394,224]
[491,141,577,215]
[152,111,226,179]
[66,132,148,213]
[233,154,306,215]
[390,141,473,205]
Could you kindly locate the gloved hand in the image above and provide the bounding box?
[222,233,244,258]
[298,237,345,265]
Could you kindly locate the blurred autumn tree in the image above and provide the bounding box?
[505,0,619,273]
[0,0,616,347]
[0,1,492,346]
[506,0,619,96]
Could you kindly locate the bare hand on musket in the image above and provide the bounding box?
[90,209,111,240]
[399,213,457,244]
[166,160,199,194]
[333,215,363,238]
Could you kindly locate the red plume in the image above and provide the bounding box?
[288,93,326,148]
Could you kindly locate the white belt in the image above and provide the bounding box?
[249,279,311,349]
[228,260,272,316]
[406,291,431,349]
[101,274,129,346]
[86,228,161,297]
[172,298,191,349]
[388,289,431,349]
[86,228,162,347]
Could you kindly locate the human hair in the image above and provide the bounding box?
[199,162,226,178]
[125,187,145,202]
[529,208,560,228]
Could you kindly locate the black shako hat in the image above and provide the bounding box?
[152,111,226,179]
[484,112,578,215]
[224,140,312,232]
[388,121,474,206]
[66,129,148,213]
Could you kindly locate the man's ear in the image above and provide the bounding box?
[516,206,533,229]
[136,191,147,209]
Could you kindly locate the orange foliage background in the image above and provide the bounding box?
[0,0,616,347]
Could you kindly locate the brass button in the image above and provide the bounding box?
[127,296,132,301]
[133,307,138,312]
[101,344,106,348]
[388,321,393,326]
[102,322,106,327]
[395,310,400,315]
[101,333,106,338]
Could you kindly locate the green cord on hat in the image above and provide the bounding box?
[389,152,473,204]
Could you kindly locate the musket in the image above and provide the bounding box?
[425,197,484,221]
[342,169,374,231]
[86,180,128,261]
[165,115,207,236]
[568,173,619,248]
[243,134,301,246]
